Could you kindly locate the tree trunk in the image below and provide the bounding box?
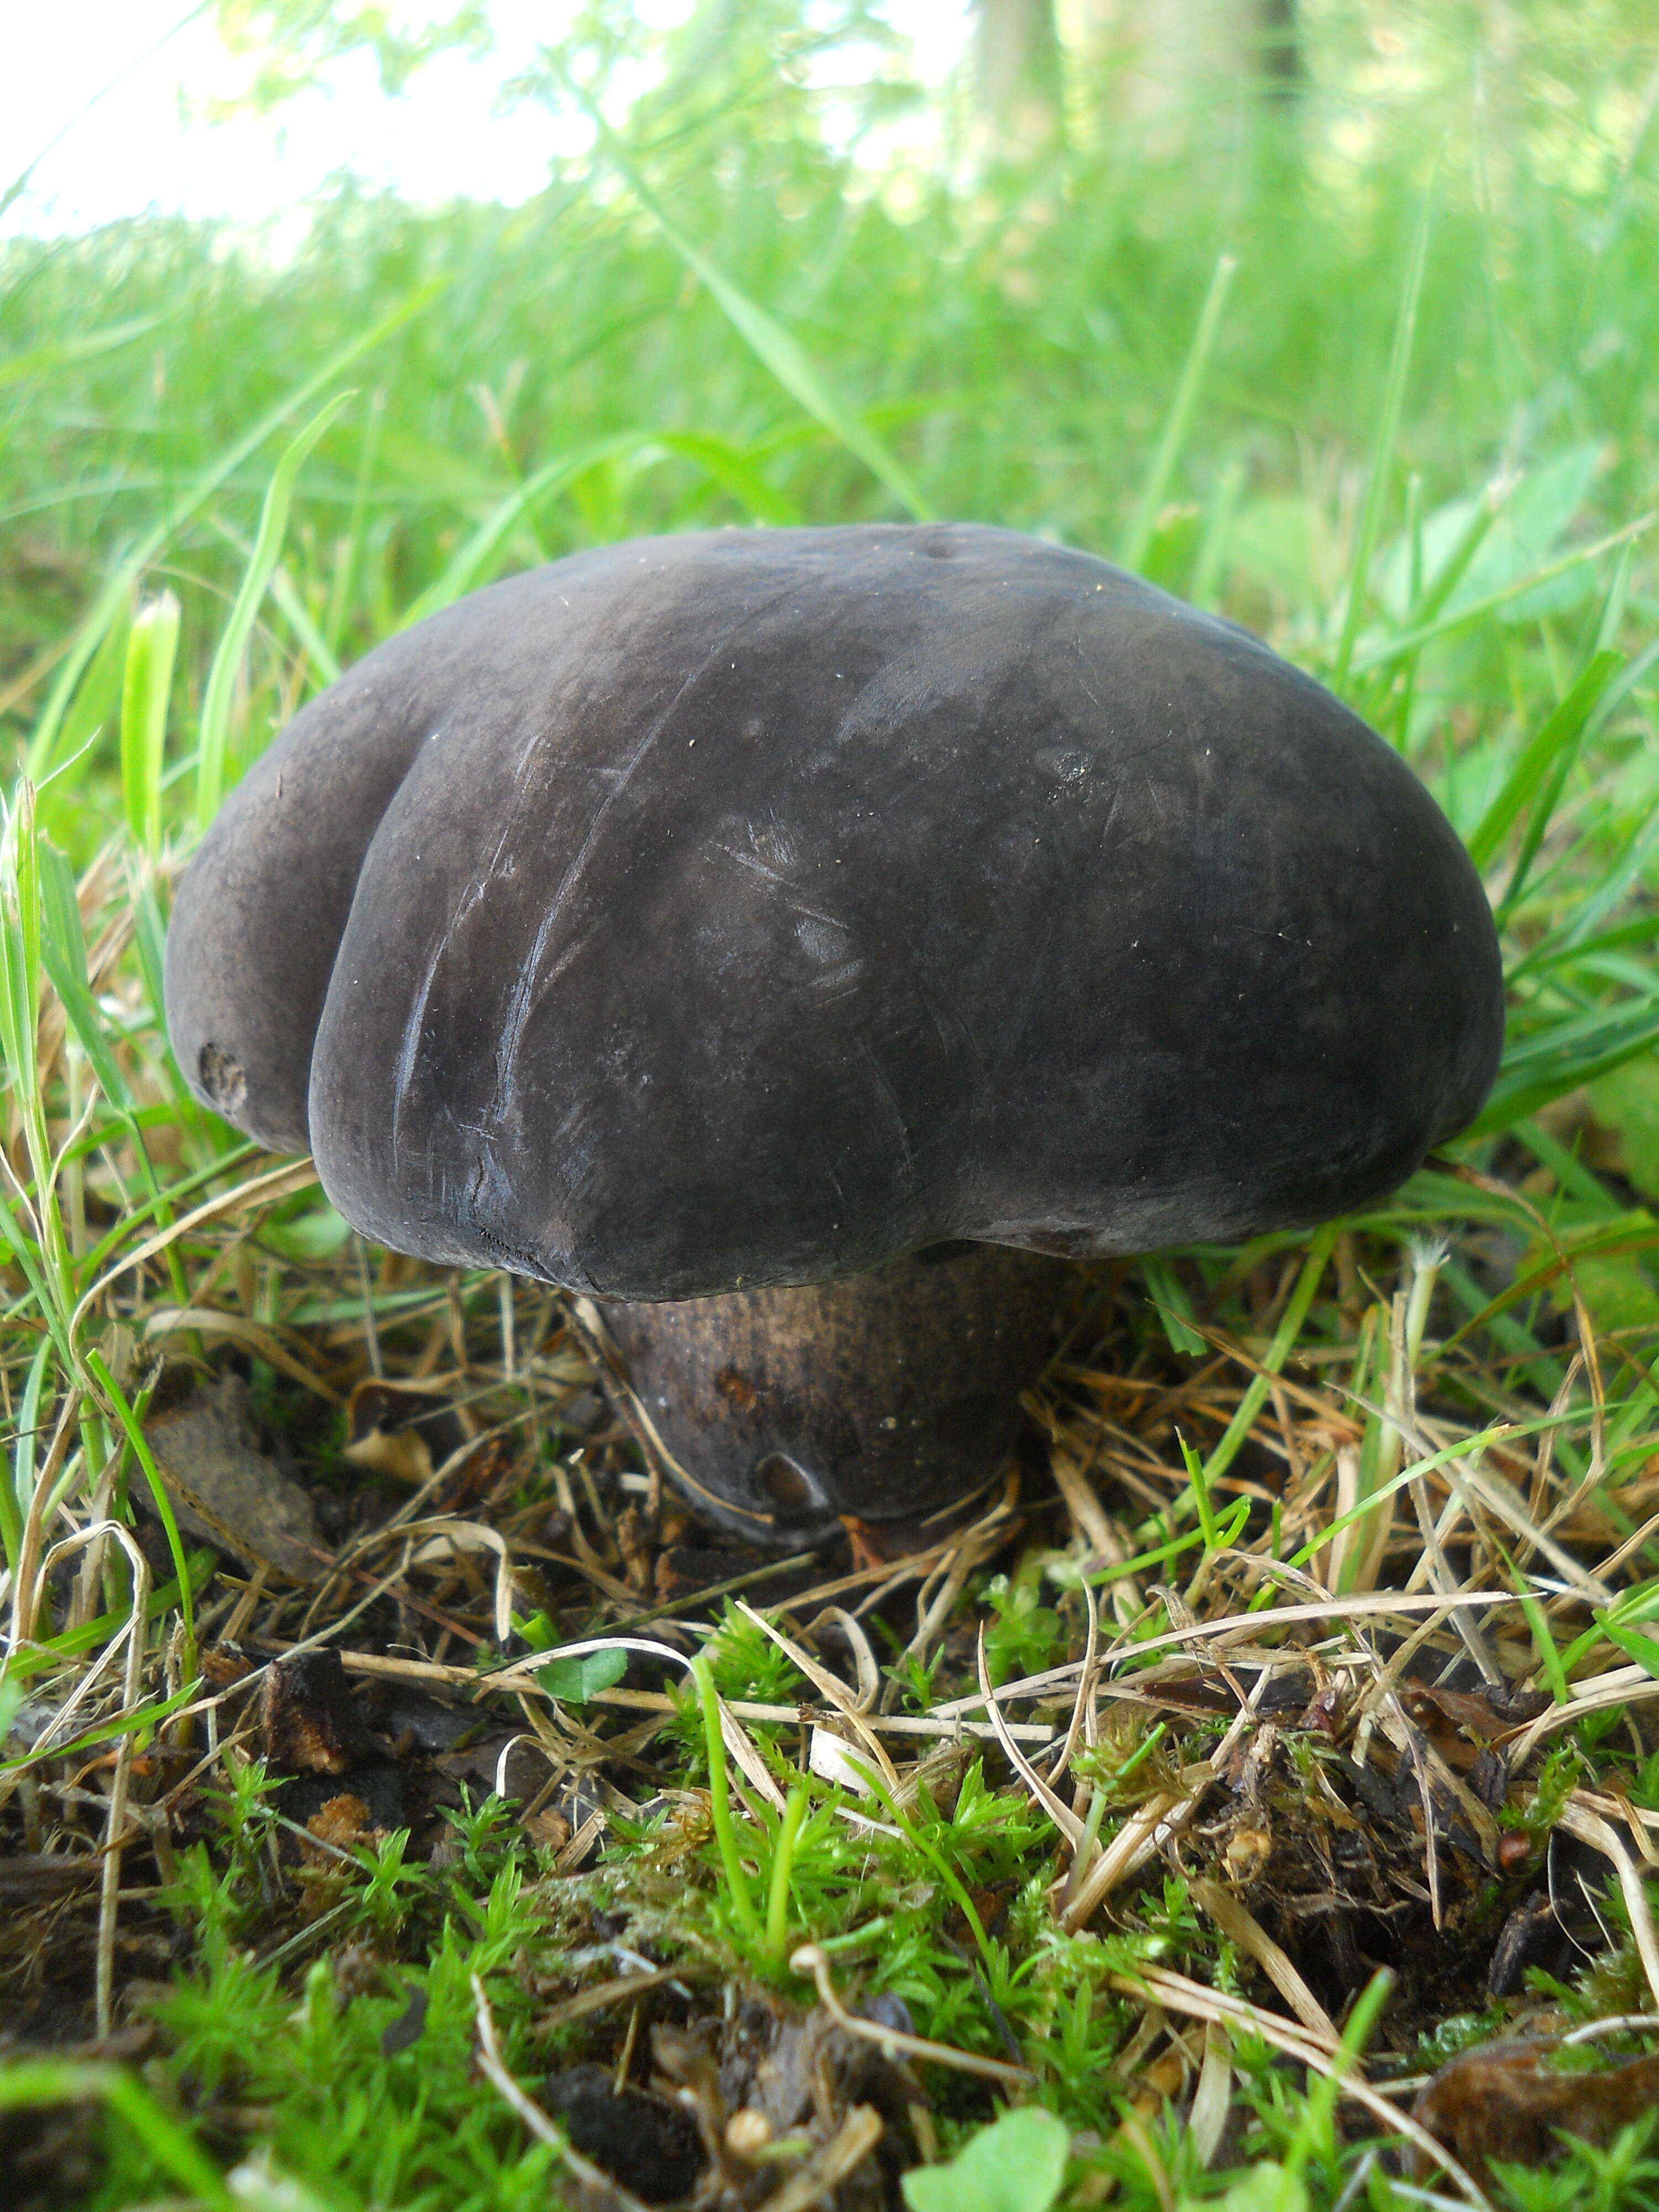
[972,0,1066,165]
[1074,0,1302,143]
[1259,0,1302,100]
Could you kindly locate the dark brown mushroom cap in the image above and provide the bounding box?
[164,523,1504,1298]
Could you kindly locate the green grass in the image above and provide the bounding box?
[6,5,1659,2208]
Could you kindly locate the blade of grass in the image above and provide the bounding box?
[34,842,190,1302]
[45,608,131,791]
[399,432,648,629]
[1190,456,1244,609]
[119,593,180,855]
[1464,645,1622,879]
[196,390,356,833]
[1,1337,56,1573]
[766,1783,808,1970]
[654,429,802,526]
[1176,1430,1220,1551]
[1198,1222,1339,1493]
[575,93,930,522]
[324,387,386,658]
[1084,1500,1250,1590]
[1119,252,1238,575]
[1141,1256,1207,1356]
[1470,998,1659,1137]
[0,1679,198,1781]
[689,1653,763,1949]
[0,2059,229,2209]
[0,783,79,1365]
[1535,801,1659,956]
[1497,764,1616,933]
[3,1555,215,1683]
[1584,633,1659,743]
[1279,1406,1587,1577]
[1593,538,1637,654]
[27,281,443,781]
[1284,1969,1393,2182]
[1405,475,1511,632]
[36,841,131,1113]
[1507,909,1659,983]
[206,517,344,690]
[1440,1215,1659,1348]
[1331,178,1435,692]
[85,1350,196,1673]
[264,561,341,688]
[1349,510,1655,676]
[0,314,164,393]
[1515,1587,1571,1703]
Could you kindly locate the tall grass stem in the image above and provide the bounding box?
[119,594,179,856]
[766,1785,808,1970]
[690,1653,763,1947]
[1119,253,1237,575]
[1331,180,1436,692]
[195,391,355,833]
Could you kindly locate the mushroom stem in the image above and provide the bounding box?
[603,1243,1069,1548]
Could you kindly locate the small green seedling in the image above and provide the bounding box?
[537,1647,628,1702]
[1213,2163,1309,2212]
[983,1572,1066,1687]
[901,2106,1070,2212]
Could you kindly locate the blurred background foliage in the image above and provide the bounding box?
[6,0,1659,734]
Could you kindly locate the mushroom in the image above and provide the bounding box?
[164,524,1504,1546]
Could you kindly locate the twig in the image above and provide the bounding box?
[608,1550,822,1633]
[534,1960,712,2032]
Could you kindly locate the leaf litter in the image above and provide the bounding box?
[9,1146,1659,2210]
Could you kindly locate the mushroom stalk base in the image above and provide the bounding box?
[603,1243,1069,1548]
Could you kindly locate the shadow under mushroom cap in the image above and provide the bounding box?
[165,523,1504,1300]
